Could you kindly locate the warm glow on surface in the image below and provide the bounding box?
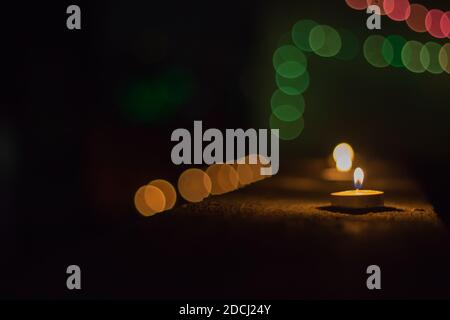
[333,143,354,172]
[178,168,212,203]
[149,179,176,210]
[354,167,364,190]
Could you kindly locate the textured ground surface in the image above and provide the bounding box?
[9,160,450,299]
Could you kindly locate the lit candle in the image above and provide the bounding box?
[330,167,384,209]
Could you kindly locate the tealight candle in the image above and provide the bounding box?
[330,167,384,209]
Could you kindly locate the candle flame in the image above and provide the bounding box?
[333,143,354,172]
[354,167,364,189]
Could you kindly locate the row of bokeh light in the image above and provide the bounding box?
[272,16,450,139]
[345,0,450,39]
[137,11,450,215]
[364,35,450,73]
[272,20,361,141]
[134,156,270,216]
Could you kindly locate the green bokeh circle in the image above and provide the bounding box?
[421,42,443,74]
[309,25,342,58]
[269,114,305,141]
[273,45,307,78]
[364,35,393,68]
[270,89,305,121]
[402,40,427,73]
[383,35,406,68]
[291,19,319,52]
[275,71,310,95]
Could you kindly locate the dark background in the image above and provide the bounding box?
[1,1,450,298]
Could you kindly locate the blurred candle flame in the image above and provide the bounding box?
[354,167,364,190]
[333,143,354,172]
[336,156,352,172]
